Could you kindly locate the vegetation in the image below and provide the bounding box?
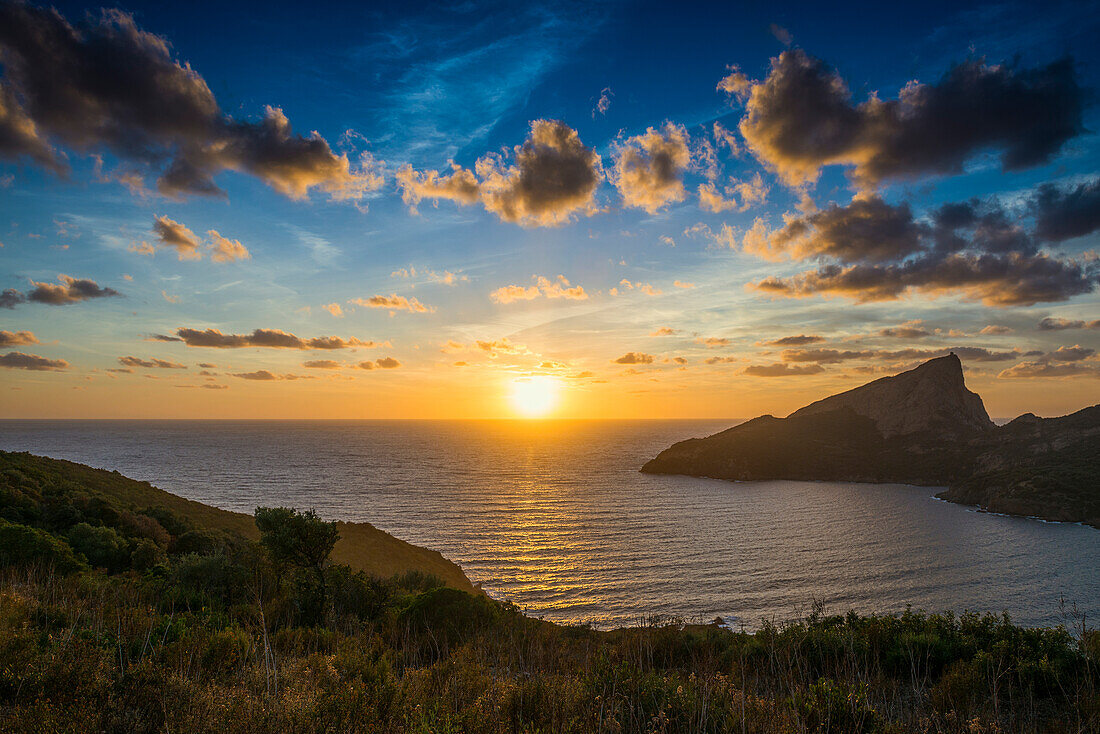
[0,451,1097,732]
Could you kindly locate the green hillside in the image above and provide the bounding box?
[0,451,474,591]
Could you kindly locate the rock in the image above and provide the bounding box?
[642,356,1099,527]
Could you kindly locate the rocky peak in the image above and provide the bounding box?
[788,353,994,438]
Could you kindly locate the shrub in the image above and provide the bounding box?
[67,522,128,571]
[0,519,86,574]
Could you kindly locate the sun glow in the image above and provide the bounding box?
[509,376,561,417]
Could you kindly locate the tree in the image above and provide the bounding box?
[254,507,339,622]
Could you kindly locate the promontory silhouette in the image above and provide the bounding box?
[642,354,1099,527]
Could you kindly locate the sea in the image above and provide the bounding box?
[1,419,1097,631]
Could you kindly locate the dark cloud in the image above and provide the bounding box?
[0,350,67,370]
[0,5,379,200]
[25,275,120,305]
[742,363,824,376]
[118,356,185,369]
[747,195,1097,306]
[230,370,312,381]
[754,252,1096,306]
[0,330,38,347]
[1037,316,1100,330]
[165,328,378,349]
[763,334,824,346]
[232,370,278,381]
[0,289,25,309]
[773,345,1024,367]
[878,321,931,338]
[397,120,603,227]
[739,50,1083,186]
[373,357,400,369]
[613,352,654,364]
[999,362,1099,379]
[1032,179,1100,242]
[302,359,342,369]
[1042,345,1096,362]
[746,197,926,262]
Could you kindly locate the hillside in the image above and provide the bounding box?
[0,450,475,591]
[642,355,1099,527]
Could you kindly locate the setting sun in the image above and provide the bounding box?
[509,376,561,417]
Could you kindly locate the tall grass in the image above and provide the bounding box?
[0,564,1096,733]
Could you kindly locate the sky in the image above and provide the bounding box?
[1,0,1098,419]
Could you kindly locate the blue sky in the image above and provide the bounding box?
[1,0,1099,418]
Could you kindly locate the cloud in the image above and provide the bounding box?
[302,359,342,369]
[398,120,602,227]
[0,330,38,347]
[1043,344,1095,362]
[613,352,654,364]
[25,275,120,305]
[1037,316,1100,331]
[696,337,730,348]
[207,230,250,262]
[163,328,380,349]
[232,370,279,381]
[673,280,695,289]
[322,303,343,317]
[698,173,768,213]
[747,195,1097,306]
[769,23,793,46]
[611,279,662,296]
[350,294,433,313]
[650,327,677,336]
[716,65,752,100]
[475,338,529,357]
[0,289,26,309]
[611,122,691,213]
[490,275,587,303]
[354,358,399,370]
[151,215,202,260]
[391,267,468,285]
[142,217,250,262]
[705,356,741,364]
[1032,179,1100,243]
[753,252,1096,307]
[879,320,931,338]
[745,197,926,262]
[763,334,824,346]
[742,363,824,376]
[999,362,1099,379]
[979,325,1013,335]
[738,50,1083,187]
[593,87,613,117]
[118,356,185,369]
[395,164,480,212]
[0,351,67,371]
[0,5,381,201]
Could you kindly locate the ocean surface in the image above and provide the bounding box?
[1,419,1097,630]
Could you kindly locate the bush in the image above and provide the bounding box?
[0,519,86,574]
[327,565,391,624]
[67,522,128,571]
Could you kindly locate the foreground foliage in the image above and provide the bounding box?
[0,452,1097,732]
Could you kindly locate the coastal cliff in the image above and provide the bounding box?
[642,355,1099,527]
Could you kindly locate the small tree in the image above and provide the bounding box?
[254,507,340,622]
